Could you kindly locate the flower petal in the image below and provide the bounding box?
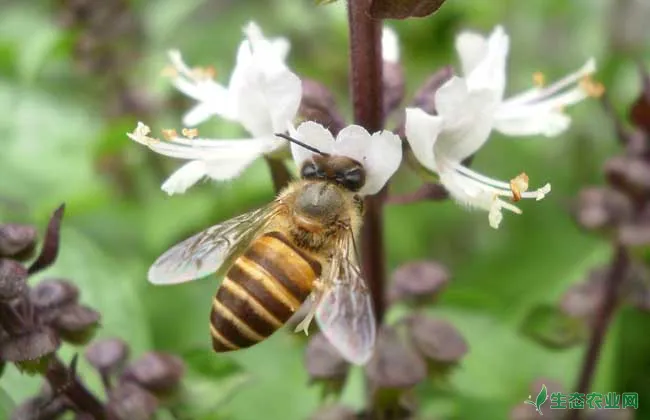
[291,121,336,168]
[455,30,487,76]
[161,151,262,195]
[464,25,509,98]
[404,107,442,172]
[333,125,402,195]
[228,23,301,137]
[434,77,499,161]
[161,160,209,195]
[493,109,571,137]
[357,130,402,196]
[167,50,235,123]
[382,27,399,63]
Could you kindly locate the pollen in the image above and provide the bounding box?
[161,129,178,140]
[161,65,178,78]
[510,173,530,202]
[579,75,605,98]
[532,71,545,87]
[182,128,199,139]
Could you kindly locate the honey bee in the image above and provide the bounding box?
[147,134,376,365]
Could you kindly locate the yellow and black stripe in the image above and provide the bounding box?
[210,231,322,352]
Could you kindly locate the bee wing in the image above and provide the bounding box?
[315,235,376,365]
[148,205,280,285]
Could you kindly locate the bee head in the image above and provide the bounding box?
[275,132,367,192]
[300,155,366,192]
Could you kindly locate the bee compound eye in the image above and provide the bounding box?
[342,167,365,191]
[300,162,318,179]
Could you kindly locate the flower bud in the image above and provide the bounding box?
[107,381,158,420]
[369,0,447,19]
[304,332,348,397]
[10,394,69,420]
[121,352,185,396]
[383,61,405,118]
[85,337,129,374]
[573,187,633,232]
[0,224,37,260]
[388,261,450,305]
[0,327,60,372]
[560,268,608,326]
[407,314,467,367]
[310,405,357,420]
[410,66,453,116]
[0,259,28,301]
[298,79,346,136]
[604,155,650,200]
[31,279,80,311]
[365,326,427,390]
[51,304,101,345]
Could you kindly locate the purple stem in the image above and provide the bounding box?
[568,245,629,420]
[347,0,386,322]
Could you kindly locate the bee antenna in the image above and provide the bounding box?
[275,133,329,156]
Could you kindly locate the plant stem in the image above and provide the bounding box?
[568,244,629,420]
[347,0,386,322]
[45,356,107,419]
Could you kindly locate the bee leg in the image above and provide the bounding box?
[293,285,323,336]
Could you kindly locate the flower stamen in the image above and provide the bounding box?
[161,65,178,78]
[161,129,178,141]
[532,71,545,88]
[579,75,605,98]
[182,128,199,139]
[510,173,529,202]
[191,66,217,81]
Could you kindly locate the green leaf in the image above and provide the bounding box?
[536,383,548,410]
[520,304,588,350]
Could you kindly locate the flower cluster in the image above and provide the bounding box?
[0,207,186,420]
[128,22,600,229]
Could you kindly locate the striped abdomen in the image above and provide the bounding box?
[210,231,322,352]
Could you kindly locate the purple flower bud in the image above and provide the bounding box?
[121,352,185,396]
[604,155,650,200]
[560,268,608,325]
[298,79,346,137]
[389,261,450,305]
[410,66,453,116]
[305,333,349,385]
[0,259,28,301]
[10,394,69,420]
[0,224,37,260]
[573,187,633,232]
[30,279,80,323]
[407,314,467,365]
[365,326,426,390]
[0,326,60,364]
[107,381,158,420]
[369,0,447,19]
[383,61,405,118]
[85,337,129,374]
[310,405,357,420]
[51,304,101,345]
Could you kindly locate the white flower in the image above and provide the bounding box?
[404,25,602,228]
[289,121,402,196]
[454,25,600,140]
[128,21,301,195]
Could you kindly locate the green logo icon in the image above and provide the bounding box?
[524,384,548,415]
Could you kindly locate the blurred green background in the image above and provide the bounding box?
[1,0,649,418]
